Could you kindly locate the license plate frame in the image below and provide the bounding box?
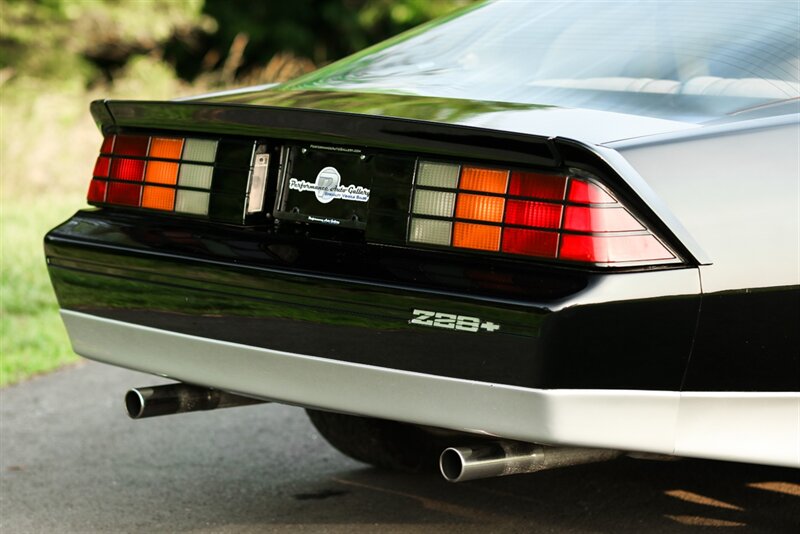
[275,145,372,229]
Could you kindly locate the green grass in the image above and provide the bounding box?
[0,78,98,387]
[0,193,86,386]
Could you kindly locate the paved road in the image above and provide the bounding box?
[1,360,798,533]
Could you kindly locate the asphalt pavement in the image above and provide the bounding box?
[1,359,798,533]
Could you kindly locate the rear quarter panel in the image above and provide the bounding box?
[608,115,800,392]
[608,115,800,293]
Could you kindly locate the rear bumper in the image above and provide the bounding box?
[47,211,799,467]
[45,210,702,391]
[62,310,800,467]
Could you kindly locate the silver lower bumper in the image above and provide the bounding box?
[61,310,799,468]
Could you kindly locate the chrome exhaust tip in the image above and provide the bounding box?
[124,388,149,419]
[440,442,621,482]
[125,383,267,419]
[439,446,472,482]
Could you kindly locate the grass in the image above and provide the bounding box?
[0,76,99,386]
[0,192,86,386]
[0,82,106,386]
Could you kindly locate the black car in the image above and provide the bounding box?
[45,0,799,480]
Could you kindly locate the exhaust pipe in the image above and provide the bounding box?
[125,383,267,419]
[439,441,621,482]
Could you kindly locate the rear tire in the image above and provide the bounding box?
[306,409,449,473]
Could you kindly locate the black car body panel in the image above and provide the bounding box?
[46,209,700,390]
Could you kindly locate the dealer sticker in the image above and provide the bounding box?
[289,166,370,204]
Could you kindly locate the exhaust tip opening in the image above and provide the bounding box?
[439,448,465,482]
[124,389,145,419]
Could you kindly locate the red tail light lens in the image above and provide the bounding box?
[87,179,107,203]
[562,206,643,233]
[504,200,562,228]
[501,227,559,258]
[508,171,566,200]
[567,178,616,204]
[107,182,142,206]
[109,158,145,181]
[559,234,674,263]
[92,157,111,178]
[99,135,115,154]
[112,135,149,157]
[409,160,676,266]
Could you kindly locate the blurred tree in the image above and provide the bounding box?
[171,0,473,83]
[0,0,211,88]
[200,0,468,61]
[0,0,473,89]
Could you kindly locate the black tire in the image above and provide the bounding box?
[306,409,449,473]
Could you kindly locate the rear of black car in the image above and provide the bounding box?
[43,98,719,471]
[45,99,700,388]
[43,0,800,472]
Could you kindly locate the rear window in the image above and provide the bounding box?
[284,0,800,123]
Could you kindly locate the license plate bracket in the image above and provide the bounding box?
[275,145,372,229]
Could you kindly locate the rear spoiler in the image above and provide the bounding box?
[90,99,559,169]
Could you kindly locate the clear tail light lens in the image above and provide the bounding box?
[408,160,676,266]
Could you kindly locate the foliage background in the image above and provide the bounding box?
[0,0,473,386]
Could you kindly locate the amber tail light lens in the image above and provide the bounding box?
[408,160,676,266]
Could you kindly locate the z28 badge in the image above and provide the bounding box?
[410,309,501,333]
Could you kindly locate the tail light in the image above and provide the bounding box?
[408,160,676,266]
[87,133,677,267]
[87,134,268,224]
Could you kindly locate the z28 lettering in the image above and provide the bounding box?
[410,309,501,333]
